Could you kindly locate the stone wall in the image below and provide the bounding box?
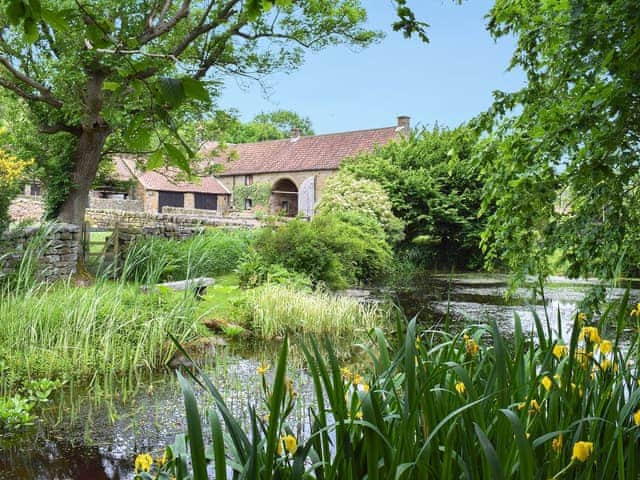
[0,223,80,281]
[8,196,44,223]
[85,208,261,230]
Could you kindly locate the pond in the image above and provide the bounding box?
[1,274,638,479]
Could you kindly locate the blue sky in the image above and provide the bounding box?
[218,0,524,134]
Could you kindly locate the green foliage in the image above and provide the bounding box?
[236,249,312,290]
[343,126,486,270]
[157,297,640,479]
[196,109,315,145]
[0,378,62,432]
[232,183,272,210]
[317,171,405,243]
[253,214,393,289]
[119,229,255,284]
[246,284,385,339]
[477,0,640,281]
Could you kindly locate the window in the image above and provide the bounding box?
[244,198,253,210]
[244,175,254,186]
[281,200,289,214]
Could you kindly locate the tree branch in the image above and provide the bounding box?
[0,55,62,107]
[0,77,62,107]
[140,0,191,45]
[39,123,82,136]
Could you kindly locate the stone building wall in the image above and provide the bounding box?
[0,223,80,281]
[88,196,143,212]
[217,169,335,213]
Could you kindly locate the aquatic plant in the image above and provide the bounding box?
[247,284,385,339]
[150,293,640,479]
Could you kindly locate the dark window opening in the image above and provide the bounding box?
[244,175,254,186]
[245,198,253,210]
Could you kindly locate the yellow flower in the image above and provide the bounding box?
[455,381,466,394]
[283,434,297,454]
[340,367,352,380]
[134,453,153,473]
[579,326,601,344]
[599,340,613,354]
[257,362,270,376]
[552,344,568,359]
[529,399,540,413]
[354,410,363,420]
[633,409,640,426]
[155,451,168,466]
[541,375,553,392]
[577,312,587,323]
[552,434,563,453]
[631,303,640,317]
[571,441,593,462]
[600,359,612,371]
[464,334,480,356]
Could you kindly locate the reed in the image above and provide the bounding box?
[248,284,385,339]
[0,281,200,391]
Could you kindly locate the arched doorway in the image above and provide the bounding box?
[271,178,298,217]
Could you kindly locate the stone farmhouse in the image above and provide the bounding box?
[207,115,410,217]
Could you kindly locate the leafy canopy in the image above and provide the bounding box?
[342,126,486,270]
[477,0,640,280]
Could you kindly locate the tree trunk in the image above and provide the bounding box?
[56,126,110,225]
[57,69,110,226]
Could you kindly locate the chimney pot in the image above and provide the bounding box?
[397,116,410,130]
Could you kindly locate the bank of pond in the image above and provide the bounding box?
[2,270,640,479]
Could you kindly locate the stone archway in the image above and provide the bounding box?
[271,178,298,217]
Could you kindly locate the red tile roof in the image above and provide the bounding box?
[116,156,230,195]
[205,126,401,176]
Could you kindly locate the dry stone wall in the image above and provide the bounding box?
[86,208,260,230]
[0,223,80,281]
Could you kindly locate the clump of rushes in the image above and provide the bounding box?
[247,284,385,339]
[151,293,640,479]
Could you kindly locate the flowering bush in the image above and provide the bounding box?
[0,142,33,234]
[317,171,405,243]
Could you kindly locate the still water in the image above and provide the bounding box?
[1,274,637,479]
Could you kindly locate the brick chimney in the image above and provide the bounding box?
[397,115,410,130]
[290,127,301,138]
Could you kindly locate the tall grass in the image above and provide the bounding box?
[0,281,200,391]
[146,295,640,480]
[115,229,255,284]
[248,284,386,339]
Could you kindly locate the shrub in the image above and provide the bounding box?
[0,146,32,234]
[316,171,405,243]
[253,214,392,289]
[236,249,312,290]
